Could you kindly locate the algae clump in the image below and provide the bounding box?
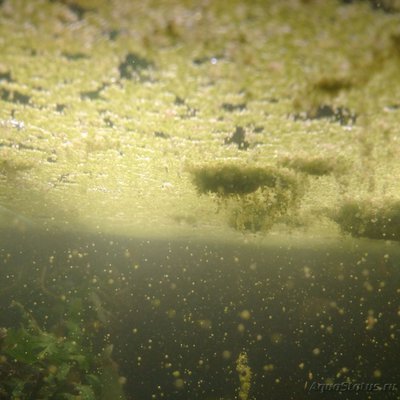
[190,164,298,197]
[190,164,304,232]
[279,156,347,177]
[334,199,400,241]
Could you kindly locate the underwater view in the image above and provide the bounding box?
[1,0,400,399]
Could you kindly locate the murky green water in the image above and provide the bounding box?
[1,227,400,399]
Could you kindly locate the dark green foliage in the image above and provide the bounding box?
[0,301,124,400]
[334,199,400,241]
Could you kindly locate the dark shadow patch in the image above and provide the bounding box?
[80,86,105,101]
[0,88,31,105]
[221,103,247,112]
[0,71,13,82]
[390,32,400,55]
[294,105,356,126]
[190,165,275,196]
[108,30,120,41]
[47,153,58,163]
[174,96,197,118]
[190,164,299,197]
[174,96,185,105]
[154,131,170,139]
[384,104,400,111]
[184,107,197,118]
[170,214,197,226]
[314,105,356,125]
[224,126,249,150]
[192,55,223,65]
[103,117,114,128]
[67,3,88,19]
[62,52,89,61]
[313,76,353,94]
[0,140,46,152]
[180,106,197,119]
[55,104,66,113]
[50,0,91,19]
[340,0,400,13]
[119,53,153,80]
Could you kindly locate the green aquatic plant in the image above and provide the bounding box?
[236,352,252,400]
[0,301,126,400]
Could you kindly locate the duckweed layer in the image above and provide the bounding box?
[0,0,399,238]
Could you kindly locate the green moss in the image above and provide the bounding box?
[334,199,400,241]
[0,301,126,400]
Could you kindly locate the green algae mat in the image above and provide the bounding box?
[1,0,400,241]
